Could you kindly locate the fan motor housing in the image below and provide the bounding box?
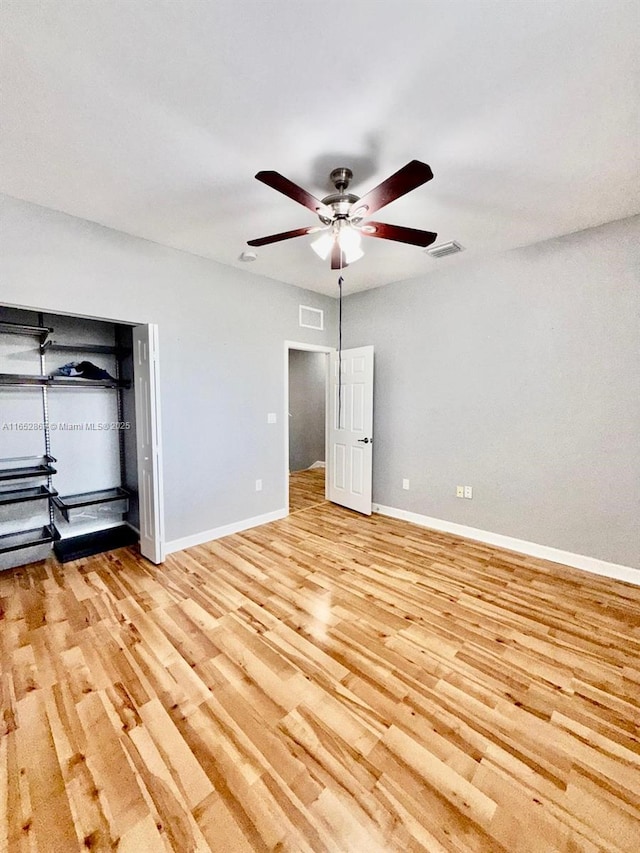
[329,167,352,191]
[318,167,360,223]
[319,192,359,223]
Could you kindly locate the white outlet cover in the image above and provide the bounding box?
[456,486,464,498]
[464,486,473,499]
[267,413,276,423]
[255,479,262,491]
[402,479,410,490]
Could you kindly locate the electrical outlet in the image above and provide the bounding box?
[267,413,276,424]
[255,479,262,491]
[464,485,473,499]
[456,485,464,498]
[402,478,410,490]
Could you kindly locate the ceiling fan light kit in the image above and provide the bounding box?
[311,220,364,264]
[247,160,438,270]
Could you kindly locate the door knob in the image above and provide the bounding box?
[357,437,372,444]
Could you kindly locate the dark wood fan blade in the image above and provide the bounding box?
[330,241,347,270]
[351,160,434,217]
[255,171,332,218]
[247,226,322,247]
[361,221,438,247]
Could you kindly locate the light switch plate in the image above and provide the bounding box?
[267,413,276,424]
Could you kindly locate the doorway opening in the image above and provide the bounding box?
[284,342,332,515]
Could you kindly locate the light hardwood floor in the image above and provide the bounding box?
[289,468,327,513]
[1,502,639,852]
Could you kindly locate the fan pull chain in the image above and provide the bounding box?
[338,275,343,430]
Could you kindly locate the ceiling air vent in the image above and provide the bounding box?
[426,240,465,259]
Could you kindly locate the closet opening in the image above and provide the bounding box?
[0,305,163,570]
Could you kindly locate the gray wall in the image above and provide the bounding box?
[289,349,326,471]
[3,194,637,568]
[0,194,336,544]
[343,215,640,568]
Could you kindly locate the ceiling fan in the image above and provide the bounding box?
[247,160,437,269]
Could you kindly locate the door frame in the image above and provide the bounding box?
[284,341,334,514]
[133,323,166,563]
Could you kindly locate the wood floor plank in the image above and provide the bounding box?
[1,501,639,851]
[17,690,78,852]
[289,469,327,514]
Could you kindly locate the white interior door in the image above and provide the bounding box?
[328,345,374,514]
[133,324,165,563]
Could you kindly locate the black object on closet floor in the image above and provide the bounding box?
[54,525,138,563]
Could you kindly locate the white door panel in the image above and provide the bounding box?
[133,324,165,563]
[328,345,373,515]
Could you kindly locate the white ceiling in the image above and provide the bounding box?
[1,0,638,297]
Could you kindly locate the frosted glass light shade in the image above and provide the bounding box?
[338,225,364,262]
[311,223,364,264]
[311,231,333,260]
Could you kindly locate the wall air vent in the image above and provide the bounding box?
[299,305,324,331]
[426,240,465,259]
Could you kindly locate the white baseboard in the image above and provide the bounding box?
[308,461,326,469]
[372,504,639,586]
[164,508,288,555]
